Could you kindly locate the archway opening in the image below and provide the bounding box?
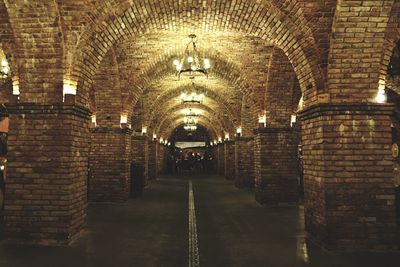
[165,125,215,176]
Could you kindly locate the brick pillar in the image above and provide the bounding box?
[218,144,225,176]
[5,104,90,245]
[224,141,235,180]
[254,127,299,204]
[157,143,165,175]
[89,127,132,202]
[235,137,255,188]
[131,135,149,183]
[148,140,157,179]
[299,103,399,250]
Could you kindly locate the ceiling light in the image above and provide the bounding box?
[173,34,210,79]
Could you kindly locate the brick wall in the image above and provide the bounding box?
[254,127,300,204]
[235,137,255,188]
[131,135,149,183]
[217,144,225,176]
[224,141,235,180]
[157,143,167,175]
[88,128,131,202]
[300,103,398,250]
[4,104,90,245]
[148,140,157,180]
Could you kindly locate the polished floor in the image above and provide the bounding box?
[0,175,400,267]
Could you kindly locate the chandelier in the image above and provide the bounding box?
[173,34,211,79]
[182,108,200,117]
[0,50,11,86]
[184,116,199,124]
[184,125,197,131]
[180,92,205,104]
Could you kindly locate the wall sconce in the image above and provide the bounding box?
[258,113,267,128]
[63,78,77,96]
[120,114,128,128]
[218,137,222,143]
[142,126,147,135]
[290,115,297,127]
[225,133,230,141]
[236,127,242,137]
[153,133,157,141]
[91,114,97,127]
[375,82,387,104]
[12,77,20,96]
[159,138,164,144]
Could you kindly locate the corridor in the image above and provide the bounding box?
[0,175,399,267]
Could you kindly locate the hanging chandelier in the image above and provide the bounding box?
[182,108,201,117]
[184,116,199,125]
[179,77,205,104]
[173,34,211,79]
[180,92,205,104]
[184,125,198,131]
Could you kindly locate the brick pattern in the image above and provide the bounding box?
[217,144,225,177]
[157,143,167,175]
[254,128,300,204]
[92,50,124,128]
[265,48,299,127]
[70,0,324,108]
[235,137,255,188]
[3,1,63,104]
[224,141,235,181]
[131,135,149,182]
[88,128,131,202]
[328,0,395,103]
[148,140,157,180]
[4,104,90,245]
[300,103,398,250]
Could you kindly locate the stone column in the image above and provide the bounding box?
[148,140,157,180]
[5,103,90,245]
[218,143,225,176]
[89,127,132,202]
[131,135,149,183]
[235,136,255,188]
[254,127,299,204]
[299,103,398,250]
[224,141,235,180]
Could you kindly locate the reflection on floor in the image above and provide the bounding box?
[0,175,399,267]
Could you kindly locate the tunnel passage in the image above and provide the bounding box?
[0,0,398,257]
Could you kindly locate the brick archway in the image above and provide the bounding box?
[68,0,325,108]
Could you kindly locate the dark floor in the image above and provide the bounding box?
[0,175,400,267]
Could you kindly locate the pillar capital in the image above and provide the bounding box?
[299,103,395,121]
[90,126,133,135]
[253,126,295,135]
[6,102,91,119]
[235,136,254,142]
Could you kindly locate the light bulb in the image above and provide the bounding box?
[187,56,194,63]
[191,65,197,71]
[173,59,180,66]
[176,64,182,71]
